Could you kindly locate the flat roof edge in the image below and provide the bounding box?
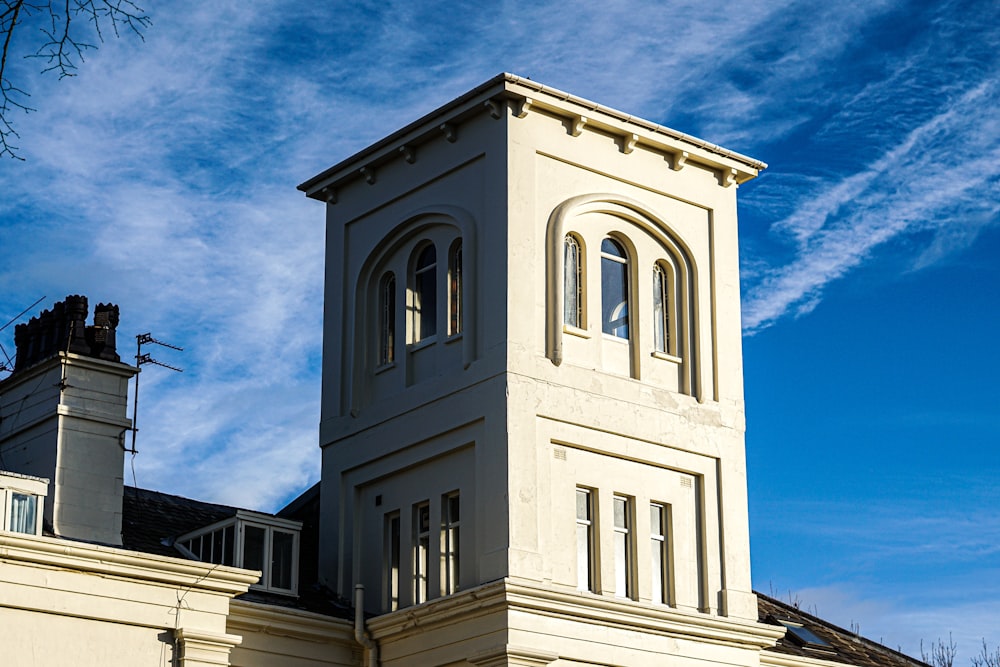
[298,72,766,197]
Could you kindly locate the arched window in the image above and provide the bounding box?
[653,263,671,354]
[412,244,437,342]
[601,238,629,339]
[564,235,583,328]
[379,272,396,364]
[448,240,463,336]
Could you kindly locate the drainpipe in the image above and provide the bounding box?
[354,584,379,667]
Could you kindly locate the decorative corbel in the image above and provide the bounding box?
[671,151,689,171]
[569,115,588,137]
[622,133,639,154]
[513,97,533,119]
[360,166,376,184]
[720,167,737,188]
[399,145,416,163]
[440,123,457,142]
[321,186,337,204]
[484,99,504,119]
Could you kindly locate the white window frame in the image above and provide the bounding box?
[613,494,635,599]
[650,502,673,605]
[176,510,301,595]
[576,487,596,592]
[384,511,401,611]
[441,491,460,595]
[413,501,430,604]
[0,472,47,537]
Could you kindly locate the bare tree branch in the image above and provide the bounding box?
[921,635,957,667]
[0,0,150,159]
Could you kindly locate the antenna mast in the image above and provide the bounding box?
[130,332,183,454]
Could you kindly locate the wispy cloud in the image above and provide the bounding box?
[1,0,997,510]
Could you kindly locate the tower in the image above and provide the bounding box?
[299,74,781,665]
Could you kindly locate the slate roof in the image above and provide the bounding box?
[757,592,930,667]
[122,485,241,557]
[120,485,350,618]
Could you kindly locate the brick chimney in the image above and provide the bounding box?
[0,296,137,545]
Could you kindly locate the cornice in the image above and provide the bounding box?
[366,578,784,651]
[0,532,259,594]
[228,599,355,644]
[298,72,766,201]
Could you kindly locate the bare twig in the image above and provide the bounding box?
[0,0,149,159]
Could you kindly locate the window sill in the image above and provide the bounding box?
[444,332,463,345]
[563,324,590,339]
[650,351,682,364]
[602,333,630,344]
[408,336,437,352]
[374,361,396,375]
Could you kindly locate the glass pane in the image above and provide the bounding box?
[564,237,580,326]
[576,524,590,590]
[650,504,663,535]
[418,504,430,533]
[653,265,667,352]
[9,493,36,534]
[271,530,294,590]
[244,525,266,584]
[614,531,627,595]
[601,238,625,257]
[211,527,224,564]
[448,494,459,523]
[381,273,396,364]
[651,546,664,604]
[415,246,437,340]
[450,525,459,590]
[576,489,589,521]
[614,496,627,529]
[223,525,235,566]
[601,240,629,338]
[387,514,400,610]
[449,243,462,335]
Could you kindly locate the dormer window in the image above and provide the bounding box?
[0,471,47,537]
[176,511,301,595]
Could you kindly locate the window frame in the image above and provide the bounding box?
[0,473,47,537]
[447,240,463,337]
[441,491,460,595]
[612,494,635,599]
[600,237,631,340]
[384,511,401,612]
[378,271,397,367]
[576,487,596,592]
[563,234,586,330]
[650,502,674,605]
[410,244,438,344]
[652,262,677,357]
[175,511,301,595]
[413,501,430,604]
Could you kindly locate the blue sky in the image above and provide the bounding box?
[1,0,997,659]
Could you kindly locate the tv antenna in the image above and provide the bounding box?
[130,332,183,454]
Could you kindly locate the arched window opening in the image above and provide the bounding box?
[379,272,396,365]
[448,240,463,336]
[412,244,437,342]
[564,235,583,328]
[653,263,671,354]
[601,238,629,339]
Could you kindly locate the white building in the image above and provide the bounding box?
[0,74,925,667]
